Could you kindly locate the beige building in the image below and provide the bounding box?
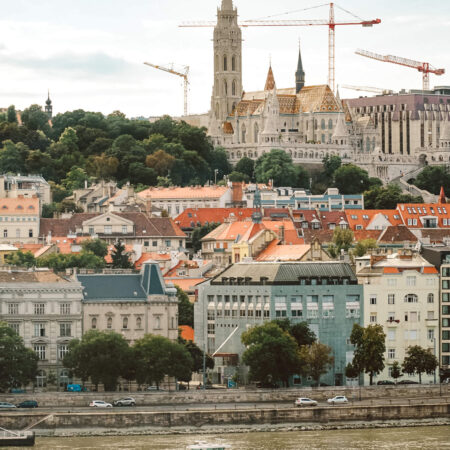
[78,261,179,344]
[0,174,51,209]
[356,252,439,384]
[0,197,40,244]
[0,268,84,388]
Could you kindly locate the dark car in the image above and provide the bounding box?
[397,380,419,384]
[377,380,395,385]
[196,384,214,390]
[17,400,38,408]
[256,382,279,389]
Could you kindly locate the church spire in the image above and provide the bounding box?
[221,0,233,10]
[264,65,276,91]
[295,40,305,93]
[45,89,53,119]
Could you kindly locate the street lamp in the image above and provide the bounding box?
[214,169,218,185]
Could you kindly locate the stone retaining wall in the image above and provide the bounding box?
[1,385,449,408]
[0,403,449,431]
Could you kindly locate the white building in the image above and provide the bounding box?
[356,252,439,384]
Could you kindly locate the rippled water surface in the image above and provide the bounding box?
[30,426,450,449]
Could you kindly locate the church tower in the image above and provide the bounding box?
[295,42,305,93]
[211,0,242,123]
[45,90,53,119]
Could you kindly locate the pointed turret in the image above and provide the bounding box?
[44,90,52,119]
[264,65,276,91]
[439,186,447,204]
[295,42,305,93]
[221,0,233,10]
[332,113,349,145]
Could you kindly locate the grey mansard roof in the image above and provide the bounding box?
[211,262,357,285]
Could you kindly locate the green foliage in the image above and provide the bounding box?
[21,104,50,132]
[7,105,17,123]
[5,251,37,268]
[37,252,105,271]
[327,227,354,258]
[350,323,386,385]
[333,164,373,194]
[81,239,108,258]
[177,336,214,374]
[353,238,378,257]
[210,147,232,181]
[345,363,360,379]
[364,184,423,209]
[241,322,301,386]
[299,342,334,385]
[111,240,132,269]
[145,150,175,176]
[0,140,27,173]
[402,345,438,384]
[390,361,403,382]
[61,167,89,192]
[235,156,255,179]
[414,165,450,195]
[322,155,342,178]
[63,330,131,390]
[255,149,304,187]
[191,222,221,253]
[176,286,194,328]
[272,319,316,347]
[228,171,250,182]
[0,322,38,391]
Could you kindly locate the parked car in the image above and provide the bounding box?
[327,396,348,405]
[89,400,112,408]
[294,397,318,407]
[17,400,38,408]
[377,380,395,385]
[113,397,136,407]
[0,402,17,409]
[397,380,419,384]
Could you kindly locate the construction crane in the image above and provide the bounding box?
[180,2,381,93]
[143,62,189,116]
[341,84,393,95]
[355,49,445,91]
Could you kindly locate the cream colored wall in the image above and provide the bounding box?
[82,214,133,235]
[0,215,39,244]
[361,270,439,383]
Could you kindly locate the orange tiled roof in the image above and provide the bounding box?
[423,266,439,274]
[261,219,304,245]
[138,186,229,200]
[134,252,171,270]
[175,208,258,229]
[256,240,310,261]
[353,230,383,241]
[165,277,205,292]
[0,197,39,215]
[397,203,450,228]
[383,267,400,274]
[179,325,194,342]
[16,243,45,255]
[346,210,403,231]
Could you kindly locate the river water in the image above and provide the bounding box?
[29,426,450,449]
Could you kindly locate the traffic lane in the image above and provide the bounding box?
[5,396,449,413]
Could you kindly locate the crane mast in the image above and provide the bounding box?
[355,49,445,91]
[341,84,393,95]
[143,62,190,116]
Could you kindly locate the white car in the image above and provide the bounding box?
[294,397,318,407]
[327,395,348,405]
[89,400,112,408]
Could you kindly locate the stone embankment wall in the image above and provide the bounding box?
[0,403,449,431]
[1,385,448,408]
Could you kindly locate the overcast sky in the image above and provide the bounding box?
[1,0,449,117]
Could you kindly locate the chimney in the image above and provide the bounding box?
[232,182,243,205]
[145,199,152,217]
[278,224,285,244]
[370,254,386,267]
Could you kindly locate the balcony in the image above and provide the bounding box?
[214,248,225,253]
[386,319,400,325]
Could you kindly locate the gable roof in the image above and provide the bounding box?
[175,208,258,229]
[378,225,418,244]
[256,240,311,261]
[397,203,450,228]
[346,209,403,230]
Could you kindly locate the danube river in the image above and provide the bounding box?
[31,426,450,449]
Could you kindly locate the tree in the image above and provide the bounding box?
[299,342,334,386]
[414,165,450,195]
[272,319,316,348]
[191,223,221,253]
[235,156,255,179]
[350,323,386,385]
[7,105,17,123]
[364,184,423,209]
[0,140,27,173]
[254,149,299,187]
[145,150,175,176]
[81,239,108,258]
[210,147,232,182]
[402,345,438,384]
[241,322,301,387]
[61,167,89,192]
[228,171,250,183]
[110,240,132,269]
[322,155,342,178]
[177,337,214,374]
[21,104,50,132]
[5,251,36,268]
[63,330,131,391]
[327,227,354,258]
[390,361,403,384]
[333,164,371,194]
[0,322,38,391]
[176,287,194,327]
[37,252,105,271]
[345,362,360,379]
[353,238,378,257]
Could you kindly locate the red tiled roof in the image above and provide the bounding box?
[256,240,310,261]
[423,266,439,274]
[135,252,171,270]
[378,225,418,244]
[353,230,383,241]
[383,267,400,274]
[0,197,39,215]
[346,210,403,231]
[165,277,205,293]
[397,203,450,229]
[175,208,258,229]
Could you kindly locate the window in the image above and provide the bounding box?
[122,225,127,234]
[443,318,450,327]
[292,309,303,317]
[165,240,171,247]
[107,317,112,329]
[388,294,395,305]
[443,305,450,315]
[34,345,46,360]
[427,293,434,303]
[59,323,71,337]
[7,303,19,315]
[152,241,157,247]
[443,331,450,340]
[60,303,71,315]
[443,280,450,289]
[154,316,161,329]
[428,310,435,320]
[388,348,395,359]
[404,294,418,303]
[307,309,318,319]
[410,311,418,322]
[370,313,377,323]
[89,227,94,235]
[36,369,46,387]
[428,329,434,340]
[3,229,7,237]
[388,330,396,341]
[276,310,287,317]
[91,317,97,329]
[58,345,69,360]
[307,295,318,303]
[388,311,396,321]
[322,295,334,303]
[406,276,416,286]
[136,317,142,329]
[8,323,19,334]
[370,295,377,305]
[34,303,45,315]
[207,323,215,334]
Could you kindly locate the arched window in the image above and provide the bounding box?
[155,316,161,329]
[366,137,370,152]
[372,136,376,150]
[36,370,46,387]
[136,317,142,328]
[232,55,236,71]
[107,317,112,329]
[122,317,128,329]
[59,369,70,388]
[427,293,434,303]
[91,317,97,329]
[232,80,236,96]
[321,119,325,130]
[241,124,246,143]
[224,80,227,95]
[223,55,228,71]
[328,119,333,129]
[404,294,418,303]
[254,123,259,143]
[215,103,220,119]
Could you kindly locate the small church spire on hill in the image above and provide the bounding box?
[295,40,305,93]
[264,65,276,91]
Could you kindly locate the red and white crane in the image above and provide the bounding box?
[180,2,381,93]
[355,49,445,91]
